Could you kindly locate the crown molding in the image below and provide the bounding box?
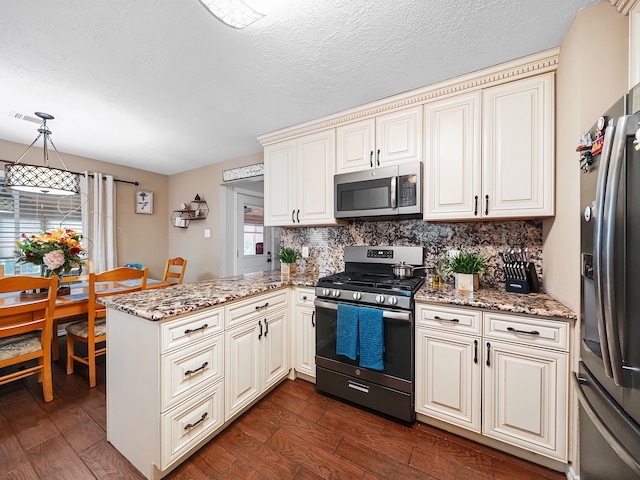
[610,0,639,15]
[258,48,559,146]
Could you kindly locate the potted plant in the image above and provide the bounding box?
[278,247,301,275]
[442,250,486,291]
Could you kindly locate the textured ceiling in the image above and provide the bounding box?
[0,0,602,175]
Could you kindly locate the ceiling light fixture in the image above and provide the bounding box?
[197,0,265,29]
[5,112,80,196]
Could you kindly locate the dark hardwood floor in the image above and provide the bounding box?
[0,338,566,480]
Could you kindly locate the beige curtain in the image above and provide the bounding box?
[80,172,117,273]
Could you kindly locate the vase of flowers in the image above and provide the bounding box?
[15,228,87,295]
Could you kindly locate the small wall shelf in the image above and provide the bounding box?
[171,200,208,228]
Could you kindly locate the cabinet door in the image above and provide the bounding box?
[483,339,568,461]
[336,119,376,174]
[262,309,289,390]
[297,130,336,225]
[295,303,316,378]
[424,92,482,220]
[416,328,481,433]
[376,105,423,167]
[482,74,554,218]
[224,320,261,420]
[264,140,296,226]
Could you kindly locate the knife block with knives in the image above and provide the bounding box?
[501,249,540,294]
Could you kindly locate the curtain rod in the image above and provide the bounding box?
[0,159,139,186]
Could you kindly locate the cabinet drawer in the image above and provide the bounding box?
[296,288,315,306]
[161,381,224,469]
[162,333,224,411]
[161,308,223,354]
[225,289,288,328]
[483,312,568,351]
[416,304,481,335]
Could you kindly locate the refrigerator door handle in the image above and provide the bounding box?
[573,372,640,475]
[593,119,617,378]
[602,114,630,386]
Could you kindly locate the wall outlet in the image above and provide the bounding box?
[448,249,460,258]
[204,228,211,238]
[301,246,309,258]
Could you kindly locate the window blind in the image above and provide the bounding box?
[0,174,83,275]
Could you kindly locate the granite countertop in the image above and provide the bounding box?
[100,269,575,322]
[415,282,576,320]
[98,270,319,321]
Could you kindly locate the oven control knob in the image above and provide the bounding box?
[352,292,362,300]
[375,295,385,303]
[332,289,341,297]
[387,297,398,305]
[322,288,330,296]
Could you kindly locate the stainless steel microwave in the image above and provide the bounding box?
[334,162,422,219]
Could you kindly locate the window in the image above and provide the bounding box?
[243,205,264,256]
[0,173,83,275]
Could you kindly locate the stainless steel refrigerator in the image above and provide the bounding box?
[578,84,640,478]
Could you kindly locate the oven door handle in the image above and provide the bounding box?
[314,299,412,322]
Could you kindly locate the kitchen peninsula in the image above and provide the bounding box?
[100,270,574,479]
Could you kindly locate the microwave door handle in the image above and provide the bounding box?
[390,176,397,209]
[593,119,617,379]
[602,114,630,386]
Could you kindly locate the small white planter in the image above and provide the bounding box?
[455,273,479,291]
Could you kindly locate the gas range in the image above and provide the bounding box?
[315,246,425,311]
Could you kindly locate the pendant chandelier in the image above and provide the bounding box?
[5,112,80,196]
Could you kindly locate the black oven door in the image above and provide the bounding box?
[314,298,414,392]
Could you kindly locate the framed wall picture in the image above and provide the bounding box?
[135,190,153,214]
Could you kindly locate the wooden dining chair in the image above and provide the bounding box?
[162,257,187,285]
[0,275,58,402]
[51,260,94,361]
[66,266,148,388]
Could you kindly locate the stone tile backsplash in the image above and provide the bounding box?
[279,219,543,288]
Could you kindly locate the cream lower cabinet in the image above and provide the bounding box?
[293,287,316,378]
[424,73,554,221]
[107,307,226,480]
[264,130,338,227]
[224,290,289,420]
[415,303,569,462]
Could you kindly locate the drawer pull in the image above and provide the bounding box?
[184,324,208,334]
[312,311,315,327]
[507,326,540,336]
[348,380,369,394]
[184,412,208,430]
[255,302,269,310]
[302,295,308,300]
[264,318,269,337]
[184,362,209,376]
[434,315,459,323]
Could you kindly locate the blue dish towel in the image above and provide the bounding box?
[358,307,385,371]
[336,304,359,360]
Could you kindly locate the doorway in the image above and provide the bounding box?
[234,191,274,275]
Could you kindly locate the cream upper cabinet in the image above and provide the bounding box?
[424,73,554,221]
[482,74,554,218]
[264,130,338,227]
[336,105,423,174]
[424,92,482,220]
